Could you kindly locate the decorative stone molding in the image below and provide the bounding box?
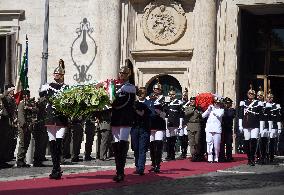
[0,10,25,35]
[142,0,187,45]
[130,49,193,59]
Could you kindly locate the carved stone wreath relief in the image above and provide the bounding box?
[142,0,187,45]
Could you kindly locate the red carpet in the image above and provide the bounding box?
[0,154,246,195]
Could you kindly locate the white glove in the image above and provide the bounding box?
[159,111,166,119]
[165,118,168,130]
[277,122,282,134]
[239,119,244,133]
[268,121,273,132]
[260,121,265,132]
[179,118,183,129]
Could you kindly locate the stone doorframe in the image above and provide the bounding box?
[0,10,25,84]
[134,66,188,90]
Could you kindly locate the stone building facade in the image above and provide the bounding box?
[1,0,284,102]
[1,0,284,153]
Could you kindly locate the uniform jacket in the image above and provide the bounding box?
[184,105,203,132]
[239,99,263,129]
[1,95,17,120]
[265,102,281,129]
[41,82,69,127]
[111,81,136,127]
[17,99,36,128]
[222,108,236,131]
[150,111,166,131]
[202,105,224,133]
[165,99,183,127]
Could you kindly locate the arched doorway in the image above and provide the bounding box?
[147,75,182,99]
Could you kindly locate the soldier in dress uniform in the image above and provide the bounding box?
[239,85,264,166]
[40,59,68,179]
[177,88,189,159]
[164,89,183,161]
[255,87,268,164]
[16,90,37,167]
[1,84,18,166]
[184,96,204,162]
[265,90,282,163]
[149,101,166,173]
[111,65,136,182]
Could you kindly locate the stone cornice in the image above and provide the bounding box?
[130,49,193,59]
[0,10,25,20]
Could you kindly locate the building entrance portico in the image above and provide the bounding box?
[146,74,182,99]
[239,10,284,107]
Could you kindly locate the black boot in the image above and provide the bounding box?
[244,140,251,165]
[259,137,268,164]
[269,138,276,163]
[113,141,129,182]
[149,141,155,172]
[49,140,62,180]
[250,138,257,166]
[177,135,187,160]
[170,136,176,160]
[165,137,171,161]
[154,141,163,173]
[112,142,121,182]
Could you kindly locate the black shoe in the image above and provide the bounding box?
[176,155,186,160]
[49,170,62,180]
[154,167,160,173]
[0,162,13,169]
[165,156,171,161]
[71,156,82,162]
[249,160,255,166]
[138,171,145,176]
[99,157,110,161]
[63,154,71,159]
[33,162,46,167]
[113,174,124,182]
[17,162,31,168]
[84,156,96,161]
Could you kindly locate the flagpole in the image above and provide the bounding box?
[28,0,49,166]
[40,0,49,89]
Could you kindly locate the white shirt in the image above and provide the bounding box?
[202,105,224,133]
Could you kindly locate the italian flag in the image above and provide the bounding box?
[106,79,115,103]
[15,35,29,104]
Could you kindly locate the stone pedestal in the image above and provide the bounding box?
[189,0,217,94]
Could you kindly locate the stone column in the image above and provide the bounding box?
[189,0,217,94]
[98,0,122,81]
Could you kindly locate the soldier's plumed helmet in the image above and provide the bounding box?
[119,66,131,77]
[54,59,65,75]
[153,83,161,89]
[257,86,264,97]
[247,84,256,95]
[267,90,274,98]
